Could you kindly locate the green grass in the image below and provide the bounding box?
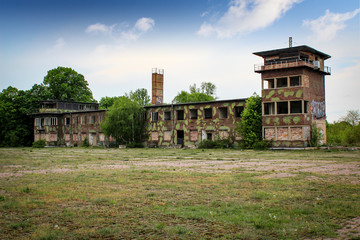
[0,148,359,239]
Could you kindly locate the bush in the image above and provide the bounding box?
[82,136,89,148]
[32,139,46,148]
[198,138,232,149]
[253,140,271,150]
[310,123,323,147]
[126,142,145,148]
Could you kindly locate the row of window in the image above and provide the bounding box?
[263,75,302,89]
[263,100,308,115]
[35,115,105,127]
[35,117,58,127]
[151,106,244,122]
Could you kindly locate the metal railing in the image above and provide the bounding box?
[254,59,331,74]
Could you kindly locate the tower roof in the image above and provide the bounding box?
[253,45,331,60]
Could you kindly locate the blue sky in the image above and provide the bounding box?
[0,0,359,122]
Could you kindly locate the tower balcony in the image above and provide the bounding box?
[254,59,331,75]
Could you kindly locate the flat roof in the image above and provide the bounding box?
[40,100,99,105]
[145,98,248,109]
[253,45,331,60]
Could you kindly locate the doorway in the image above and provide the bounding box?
[177,130,184,146]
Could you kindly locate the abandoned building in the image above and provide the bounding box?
[32,44,331,148]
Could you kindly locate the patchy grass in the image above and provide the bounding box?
[0,148,359,239]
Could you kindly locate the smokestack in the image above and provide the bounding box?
[152,68,164,105]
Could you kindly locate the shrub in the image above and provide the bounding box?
[126,142,145,148]
[32,139,46,148]
[253,140,271,150]
[82,136,89,148]
[198,138,232,149]
[310,123,323,147]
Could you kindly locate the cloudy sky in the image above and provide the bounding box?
[0,0,359,122]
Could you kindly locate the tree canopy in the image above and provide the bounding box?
[236,93,262,148]
[172,82,216,104]
[100,88,150,109]
[101,96,147,146]
[43,67,94,102]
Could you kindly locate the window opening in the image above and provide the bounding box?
[264,102,275,115]
[219,107,228,119]
[204,108,212,119]
[190,109,198,119]
[277,102,289,114]
[277,77,288,88]
[177,130,184,145]
[51,117,58,126]
[290,76,301,86]
[81,116,87,124]
[235,106,244,117]
[290,101,302,114]
[206,132,213,140]
[177,110,184,120]
[90,116,96,124]
[304,101,309,113]
[263,78,275,89]
[65,117,71,125]
[151,112,158,122]
[164,111,171,121]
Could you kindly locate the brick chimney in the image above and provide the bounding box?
[152,68,164,105]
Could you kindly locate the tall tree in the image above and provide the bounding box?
[236,93,262,148]
[340,110,359,126]
[101,96,146,145]
[172,82,217,104]
[126,88,150,106]
[43,67,94,102]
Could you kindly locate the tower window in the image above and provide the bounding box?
[264,103,275,115]
[290,101,302,114]
[263,78,275,89]
[277,77,288,88]
[277,102,289,114]
[290,76,301,86]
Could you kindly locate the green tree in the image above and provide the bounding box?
[99,96,120,109]
[43,67,94,102]
[236,93,262,148]
[101,96,146,145]
[0,86,41,147]
[340,110,359,126]
[126,88,150,106]
[172,82,217,104]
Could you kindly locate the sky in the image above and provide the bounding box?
[0,0,359,122]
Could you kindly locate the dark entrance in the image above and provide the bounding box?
[177,130,184,146]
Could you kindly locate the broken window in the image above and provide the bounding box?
[81,116,87,124]
[204,108,212,119]
[190,109,198,119]
[90,116,96,124]
[151,112,158,122]
[277,77,288,88]
[264,102,275,115]
[263,78,275,89]
[290,101,302,114]
[35,118,40,127]
[177,110,184,120]
[164,111,171,121]
[50,117,58,126]
[290,76,301,86]
[219,107,228,119]
[277,102,289,114]
[44,117,50,126]
[235,106,244,117]
[65,117,71,125]
[79,105,85,110]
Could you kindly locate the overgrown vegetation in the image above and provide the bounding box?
[236,93,263,148]
[32,139,46,148]
[197,138,232,149]
[310,123,324,147]
[172,82,217,103]
[327,110,360,146]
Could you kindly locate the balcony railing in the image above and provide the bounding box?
[254,59,331,75]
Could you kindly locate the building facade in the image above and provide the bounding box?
[32,44,331,148]
[254,45,331,147]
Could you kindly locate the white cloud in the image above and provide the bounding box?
[303,9,360,42]
[48,37,66,53]
[135,17,155,32]
[198,0,302,38]
[86,18,155,42]
[85,23,114,34]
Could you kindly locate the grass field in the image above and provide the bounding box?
[0,148,359,240]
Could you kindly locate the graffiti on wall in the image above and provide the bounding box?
[310,101,325,119]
